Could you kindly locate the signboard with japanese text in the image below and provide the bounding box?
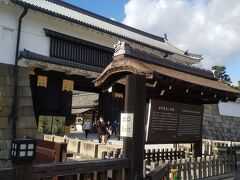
[120,113,134,137]
[146,99,203,144]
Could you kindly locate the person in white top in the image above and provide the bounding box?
[83,119,92,138]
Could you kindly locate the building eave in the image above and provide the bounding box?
[18,49,102,78]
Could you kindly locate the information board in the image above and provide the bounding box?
[146,99,203,143]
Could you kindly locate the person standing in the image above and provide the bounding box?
[83,119,91,138]
[96,119,102,143]
[111,121,118,137]
[99,117,109,144]
[116,121,120,141]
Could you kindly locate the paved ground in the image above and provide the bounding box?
[68,130,174,149]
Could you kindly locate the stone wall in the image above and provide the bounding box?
[0,63,37,167]
[203,104,240,141]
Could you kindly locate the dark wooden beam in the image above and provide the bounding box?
[123,74,146,180]
[145,74,233,103]
[193,141,202,158]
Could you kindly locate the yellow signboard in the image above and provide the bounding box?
[62,79,74,91]
[37,75,48,87]
[28,67,35,75]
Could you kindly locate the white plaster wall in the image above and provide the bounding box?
[19,9,119,57]
[0,1,195,67]
[0,2,118,66]
[1,3,169,62]
[218,101,240,117]
[0,2,20,65]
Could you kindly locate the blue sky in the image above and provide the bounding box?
[64,0,239,85]
[64,0,127,22]
[227,59,240,85]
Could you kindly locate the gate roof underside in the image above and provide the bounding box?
[94,45,240,104]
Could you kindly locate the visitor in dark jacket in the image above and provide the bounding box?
[99,117,109,144]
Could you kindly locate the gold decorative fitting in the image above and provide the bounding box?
[114,92,124,99]
[29,67,35,75]
[37,76,47,87]
[62,79,74,91]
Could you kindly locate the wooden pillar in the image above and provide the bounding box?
[98,91,112,121]
[123,74,146,180]
[193,140,202,158]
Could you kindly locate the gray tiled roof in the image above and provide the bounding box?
[11,0,202,60]
[118,43,213,79]
[19,49,103,73]
[72,91,98,108]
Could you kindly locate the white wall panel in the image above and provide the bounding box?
[0,2,117,65]
[0,3,19,64]
[19,10,117,57]
[219,101,240,117]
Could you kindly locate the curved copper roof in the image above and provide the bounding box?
[93,57,240,96]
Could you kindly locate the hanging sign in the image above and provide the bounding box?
[37,76,47,87]
[28,67,35,75]
[120,113,134,137]
[62,79,74,91]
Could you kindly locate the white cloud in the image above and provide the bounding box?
[123,0,240,69]
[110,17,116,21]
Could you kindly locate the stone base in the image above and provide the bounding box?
[67,138,81,153]
[80,141,98,158]
[203,104,240,141]
[53,135,67,143]
[0,63,37,167]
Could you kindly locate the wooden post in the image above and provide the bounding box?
[54,143,67,162]
[193,140,202,158]
[99,91,112,121]
[123,74,146,180]
[15,163,32,180]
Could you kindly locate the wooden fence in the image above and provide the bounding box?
[0,167,15,180]
[202,139,240,155]
[0,158,129,180]
[145,163,170,180]
[145,155,235,180]
[101,150,122,159]
[202,139,240,168]
[100,147,185,162]
[144,148,186,163]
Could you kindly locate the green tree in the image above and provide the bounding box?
[211,66,232,85]
[236,81,240,89]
